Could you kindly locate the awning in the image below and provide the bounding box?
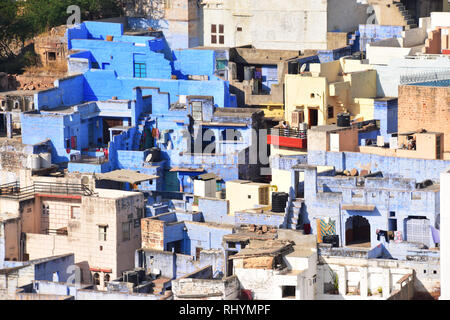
[341,204,375,211]
[96,170,159,184]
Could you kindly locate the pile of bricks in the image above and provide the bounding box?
[343,168,359,177]
[247,224,277,235]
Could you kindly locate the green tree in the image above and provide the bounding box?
[0,0,20,59]
[0,0,124,61]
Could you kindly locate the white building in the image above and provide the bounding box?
[440,169,450,300]
[200,0,369,50]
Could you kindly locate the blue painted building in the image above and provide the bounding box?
[67,22,218,81]
[290,165,440,257]
[359,24,404,52]
[21,22,266,193]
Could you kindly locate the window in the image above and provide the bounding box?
[71,206,81,220]
[216,59,227,71]
[93,273,100,285]
[390,211,396,217]
[42,204,49,215]
[259,187,269,205]
[104,274,111,287]
[122,222,131,241]
[98,226,107,241]
[327,106,334,119]
[47,52,56,61]
[134,218,140,228]
[196,247,202,260]
[228,242,236,249]
[237,27,243,32]
[134,62,147,78]
[211,24,225,44]
[191,101,203,121]
[282,286,296,298]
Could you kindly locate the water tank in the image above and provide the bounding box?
[145,147,161,163]
[272,192,289,213]
[299,122,308,131]
[337,113,351,127]
[40,153,52,169]
[244,66,255,81]
[29,154,41,170]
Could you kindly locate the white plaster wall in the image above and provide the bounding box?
[366,46,413,65]
[440,171,450,300]
[202,0,371,50]
[373,57,450,97]
[431,12,450,29]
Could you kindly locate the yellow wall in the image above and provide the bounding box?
[351,98,376,121]
[285,59,378,127]
[226,180,270,215]
[310,60,342,82]
[285,75,328,126]
[340,58,374,73]
[343,70,377,99]
[271,168,295,194]
[271,166,334,194]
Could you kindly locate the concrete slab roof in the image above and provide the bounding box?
[96,169,158,184]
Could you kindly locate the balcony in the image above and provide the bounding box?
[267,128,307,149]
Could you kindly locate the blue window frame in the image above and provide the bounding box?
[134,62,147,78]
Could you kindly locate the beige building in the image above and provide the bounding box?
[122,0,204,48]
[0,180,145,289]
[285,58,377,130]
[225,180,271,215]
[201,0,369,50]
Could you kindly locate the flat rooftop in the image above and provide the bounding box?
[407,79,450,87]
[95,188,142,199]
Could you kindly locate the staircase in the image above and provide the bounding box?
[367,0,417,30]
[284,198,304,230]
[392,1,417,29]
[132,112,152,150]
[151,277,171,294]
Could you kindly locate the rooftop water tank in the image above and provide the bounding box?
[272,192,289,213]
[337,113,351,127]
[28,154,41,170]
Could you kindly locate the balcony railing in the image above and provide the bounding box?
[0,181,93,201]
[269,128,307,139]
[268,128,307,149]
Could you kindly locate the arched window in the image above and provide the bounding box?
[93,273,100,285]
[104,274,110,287]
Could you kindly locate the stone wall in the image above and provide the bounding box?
[398,84,450,152]
[141,218,165,250]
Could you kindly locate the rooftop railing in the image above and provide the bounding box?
[0,181,93,201]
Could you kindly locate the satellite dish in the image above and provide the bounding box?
[145,154,153,163]
[300,64,307,73]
